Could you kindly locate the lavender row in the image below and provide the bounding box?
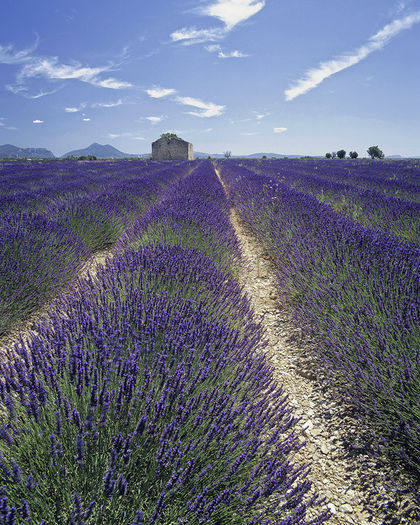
[0,162,329,523]
[120,160,242,270]
[241,159,420,245]
[0,161,189,336]
[257,158,420,201]
[217,161,420,474]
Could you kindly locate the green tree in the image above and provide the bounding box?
[349,151,358,159]
[325,153,332,159]
[337,149,346,159]
[161,133,179,140]
[367,145,384,159]
[223,151,232,159]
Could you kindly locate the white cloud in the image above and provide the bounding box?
[82,118,91,121]
[171,0,265,44]
[0,41,37,65]
[200,0,265,29]
[241,131,260,136]
[108,132,145,140]
[205,44,249,58]
[255,112,270,120]
[6,84,62,99]
[273,127,287,133]
[146,116,164,124]
[285,11,420,101]
[205,44,222,52]
[93,77,132,89]
[146,87,176,98]
[6,53,132,97]
[176,96,225,117]
[65,107,80,112]
[218,50,249,58]
[171,27,225,44]
[32,119,43,124]
[92,99,124,108]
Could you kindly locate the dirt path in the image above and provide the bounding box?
[215,167,417,525]
[0,248,114,358]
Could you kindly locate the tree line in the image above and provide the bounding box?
[325,146,384,159]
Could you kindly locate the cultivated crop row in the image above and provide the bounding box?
[0,160,190,335]
[0,161,329,523]
[217,161,420,474]
[268,158,419,202]
[239,159,420,245]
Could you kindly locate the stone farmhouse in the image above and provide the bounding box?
[152,134,194,160]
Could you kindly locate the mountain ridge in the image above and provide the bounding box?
[62,143,141,159]
[0,144,55,159]
[1,143,418,160]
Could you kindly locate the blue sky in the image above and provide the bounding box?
[1,0,419,156]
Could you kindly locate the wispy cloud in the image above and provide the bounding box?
[241,131,260,136]
[6,84,63,99]
[274,127,287,133]
[2,43,133,97]
[285,11,420,101]
[93,99,124,108]
[82,117,91,121]
[205,44,249,58]
[16,57,133,90]
[176,96,225,117]
[219,50,249,58]
[171,0,265,44]
[145,116,164,124]
[32,119,43,124]
[254,112,270,120]
[65,107,80,113]
[171,27,225,44]
[108,132,145,140]
[0,40,38,64]
[146,86,177,98]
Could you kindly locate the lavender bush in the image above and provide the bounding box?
[0,161,329,524]
[241,159,419,245]
[217,160,420,474]
[0,160,188,335]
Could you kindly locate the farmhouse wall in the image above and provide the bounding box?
[152,137,194,160]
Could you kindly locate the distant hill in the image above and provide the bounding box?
[239,152,303,159]
[0,144,55,159]
[194,151,303,159]
[62,143,141,159]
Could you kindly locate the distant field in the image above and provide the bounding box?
[0,158,418,523]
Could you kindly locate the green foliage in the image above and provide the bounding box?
[325,153,332,159]
[160,133,179,140]
[367,145,384,159]
[349,151,358,159]
[336,149,346,159]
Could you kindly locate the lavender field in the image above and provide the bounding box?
[0,158,419,523]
